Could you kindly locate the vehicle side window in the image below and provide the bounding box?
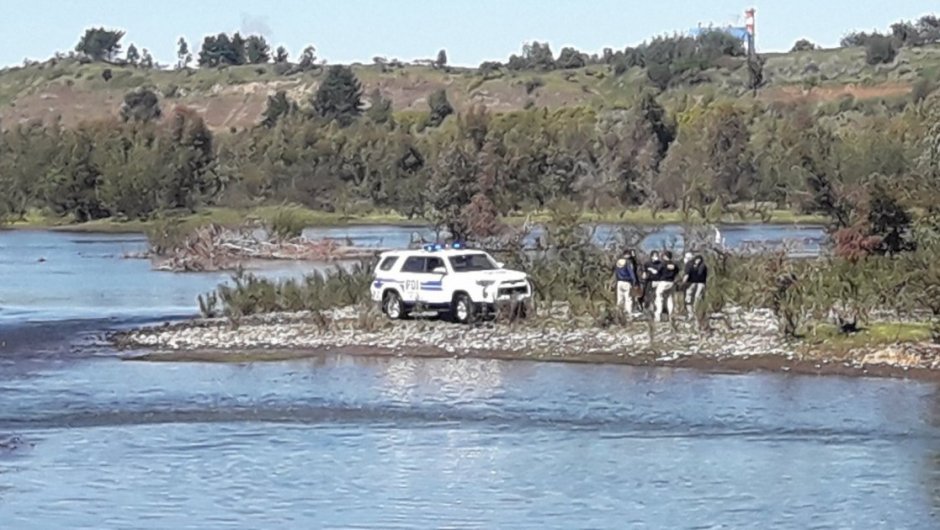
[378,256,399,271]
[400,257,426,273]
[425,257,444,272]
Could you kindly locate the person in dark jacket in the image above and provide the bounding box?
[653,251,679,321]
[613,249,639,314]
[683,255,708,316]
[641,251,661,311]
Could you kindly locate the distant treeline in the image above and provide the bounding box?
[66,25,754,91]
[1,60,938,252]
[64,13,940,78]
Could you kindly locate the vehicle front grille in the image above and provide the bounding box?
[497,284,529,298]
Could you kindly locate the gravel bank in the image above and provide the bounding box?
[113,305,940,379]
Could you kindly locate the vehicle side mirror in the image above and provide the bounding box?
[496,261,505,269]
[432,266,447,275]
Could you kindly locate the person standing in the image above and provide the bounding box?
[613,250,639,315]
[643,251,661,312]
[684,255,708,316]
[654,251,679,322]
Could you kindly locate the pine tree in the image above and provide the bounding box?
[177,37,191,68]
[261,90,294,128]
[245,35,271,64]
[126,44,140,65]
[75,27,124,61]
[312,65,363,126]
[139,49,154,69]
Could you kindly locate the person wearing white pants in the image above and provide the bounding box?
[614,251,639,315]
[652,250,679,322]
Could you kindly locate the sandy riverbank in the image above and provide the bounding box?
[111,304,940,380]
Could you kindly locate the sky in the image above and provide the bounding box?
[0,0,938,68]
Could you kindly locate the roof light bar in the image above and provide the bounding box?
[422,242,470,251]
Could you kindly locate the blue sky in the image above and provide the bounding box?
[0,0,938,67]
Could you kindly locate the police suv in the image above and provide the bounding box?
[370,243,532,323]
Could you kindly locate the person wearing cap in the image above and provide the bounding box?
[613,249,639,315]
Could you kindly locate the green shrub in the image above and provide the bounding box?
[266,206,310,240]
[204,263,374,322]
[865,35,898,65]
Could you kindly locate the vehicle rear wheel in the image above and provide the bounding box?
[383,291,406,320]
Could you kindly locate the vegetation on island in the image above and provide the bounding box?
[197,197,940,347]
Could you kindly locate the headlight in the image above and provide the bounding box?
[476,280,495,287]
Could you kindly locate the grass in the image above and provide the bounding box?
[3,206,427,233]
[3,205,827,234]
[805,322,934,348]
[3,43,936,128]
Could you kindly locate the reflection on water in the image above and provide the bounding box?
[0,355,939,528]
[0,229,937,529]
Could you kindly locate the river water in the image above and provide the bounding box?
[2,228,939,529]
[304,222,826,256]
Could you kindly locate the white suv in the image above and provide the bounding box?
[370,244,532,323]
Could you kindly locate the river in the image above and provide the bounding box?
[2,228,939,529]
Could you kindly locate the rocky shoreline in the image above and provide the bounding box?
[111,304,940,380]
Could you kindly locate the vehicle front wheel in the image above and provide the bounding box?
[383,291,407,320]
[451,293,477,324]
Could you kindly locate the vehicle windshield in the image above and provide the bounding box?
[448,253,497,272]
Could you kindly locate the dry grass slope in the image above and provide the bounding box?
[1,44,937,131]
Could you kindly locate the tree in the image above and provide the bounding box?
[198,33,244,67]
[435,49,447,69]
[790,39,817,52]
[139,49,154,69]
[746,53,765,95]
[298,45,318,71]
[245,35,271,64]
[126,44,140,65]
[43,125,110,222]
[647,62,673,91]
[841,31,875,48]
[867,178,913,254]
[635,92,675,156]
[261,90,294,128]
[703,103,753,202]
[75,27,125,61]
[274,46,289,63]
[427,143,478,239]
[120,88,162,123]
[163,106,217,211]
[313,65,363,126]
[556,47,586,69]
[366,88,393,125]
[865,34,898,65]
[891,21,921,46]
[426,89,454,127]
[177,37,191,69]
[523,41,556,71]
[230,33,247,65]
